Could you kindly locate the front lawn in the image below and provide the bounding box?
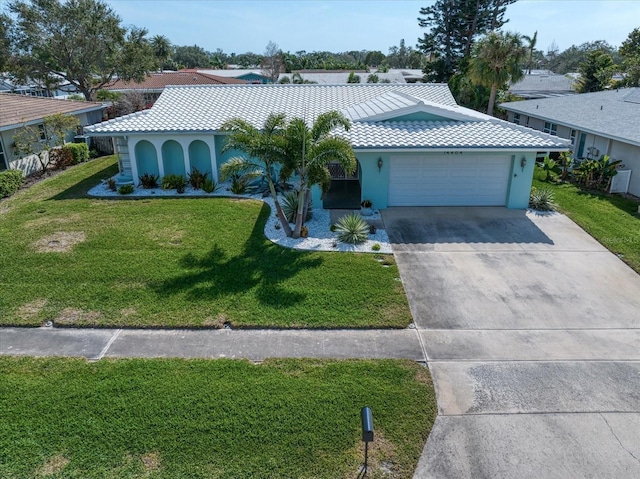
[533,169,640,272]
[0,357,436,478]
[0,157,411,328]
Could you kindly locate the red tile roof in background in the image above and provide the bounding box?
[104,71,247,90]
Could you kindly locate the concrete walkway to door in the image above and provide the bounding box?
[383,207,640,479]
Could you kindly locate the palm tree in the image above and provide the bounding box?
[220,113,293,237]
[281,111,357,238]
[468,31,527,116]
[523,31,538,74]
[150,35,172,72]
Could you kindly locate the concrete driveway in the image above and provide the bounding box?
[383,207,640,478]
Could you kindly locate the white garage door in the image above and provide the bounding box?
[388,155,511,206]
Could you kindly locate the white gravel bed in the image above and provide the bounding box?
[88,180,393,254]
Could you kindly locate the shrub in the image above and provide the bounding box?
[106,178,117,191]
[281,191,313,223]
[0,170,24,198]
[230,174,249,194]
[63,143,89,164]
[335,212,370,244]
[188,167,209,190]
[89,148,100,159]
[49,148,74,170]
[139,173,160,189]
[529,187,557,211]
[162,174,187,190]
[371,243,381,251]
[202,178,220,194]
[118,184,134,195]
[330,224,337,232]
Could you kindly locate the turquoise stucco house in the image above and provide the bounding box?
[85,84,570,209]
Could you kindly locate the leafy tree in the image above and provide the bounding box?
[13,114,80,174]
[575,50,614,93]
[548,40,618,74]
[365,50,386,66]
[7,0,156,100]
[468,31,526,115]
[280,112,357,238]
[417,0,517,82]
[0,14,11,72]
[219,114,293,237]
[173,44,211,69]
[619,27,640,87]
[151,35,172,72]
[261,41,283,83]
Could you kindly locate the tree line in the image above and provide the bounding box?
[1,0,638,113]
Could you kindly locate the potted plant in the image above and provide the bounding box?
[360,199,373,216]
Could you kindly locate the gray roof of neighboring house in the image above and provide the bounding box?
[277,71,406,84]
[197,69,266,79]
[510,74,576,99]
[500,88,640,146]
[85,83,569,150]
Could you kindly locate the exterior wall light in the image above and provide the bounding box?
[520,157,527,172]
[377,157,383,172]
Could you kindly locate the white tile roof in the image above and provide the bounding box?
[344,120,570,149]
[85,83,569,150]
[86,83,456,134]
[344,91,491,122]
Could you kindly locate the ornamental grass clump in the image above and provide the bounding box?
[335,212,369,244]
[529,186,557,211]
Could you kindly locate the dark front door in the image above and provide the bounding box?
[322,162,361,209]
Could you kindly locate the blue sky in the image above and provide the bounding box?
[103,0,640,55]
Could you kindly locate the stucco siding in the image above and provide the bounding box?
[609,141,640,196]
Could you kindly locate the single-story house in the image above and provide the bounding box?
[197,69,271,84]
[0,93,105,174]
[104,71,247,105]
[509,72,576,100]
[277,70,406,84]
[500,88,640,196]
[85,83,569,209]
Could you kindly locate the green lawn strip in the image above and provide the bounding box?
[533,169,640,272]
[0,357,436,479]
[0,157,411,328]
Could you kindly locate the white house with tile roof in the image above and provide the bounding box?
[85,83,569,209]
[501,88,640,196]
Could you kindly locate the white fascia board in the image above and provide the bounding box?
[353,147,570,153]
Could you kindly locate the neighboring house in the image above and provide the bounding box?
[197,69,270,84]
[0,76,82,98]
[104,71,247,104]
[277,70,406,84]
[0,94,105,174]
[509,72,576,99]
[85,84,569,209]
[500,88,640,196]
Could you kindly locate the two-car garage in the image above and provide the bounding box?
[387,155,513,207]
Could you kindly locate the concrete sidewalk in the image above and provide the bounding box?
[0,326,425,362]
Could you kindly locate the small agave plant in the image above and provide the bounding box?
[529,187,557,211]
[335,212,370,244]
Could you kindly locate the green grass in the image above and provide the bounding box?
[533,168,640,272]
[0,357,436,479]
[0,157,411,328]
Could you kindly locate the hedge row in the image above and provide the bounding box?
[0,170,24,198]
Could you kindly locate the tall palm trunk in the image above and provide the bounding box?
[268,178,293,237]
[487,83,498,116]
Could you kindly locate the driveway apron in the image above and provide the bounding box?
[383,206,640,479]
